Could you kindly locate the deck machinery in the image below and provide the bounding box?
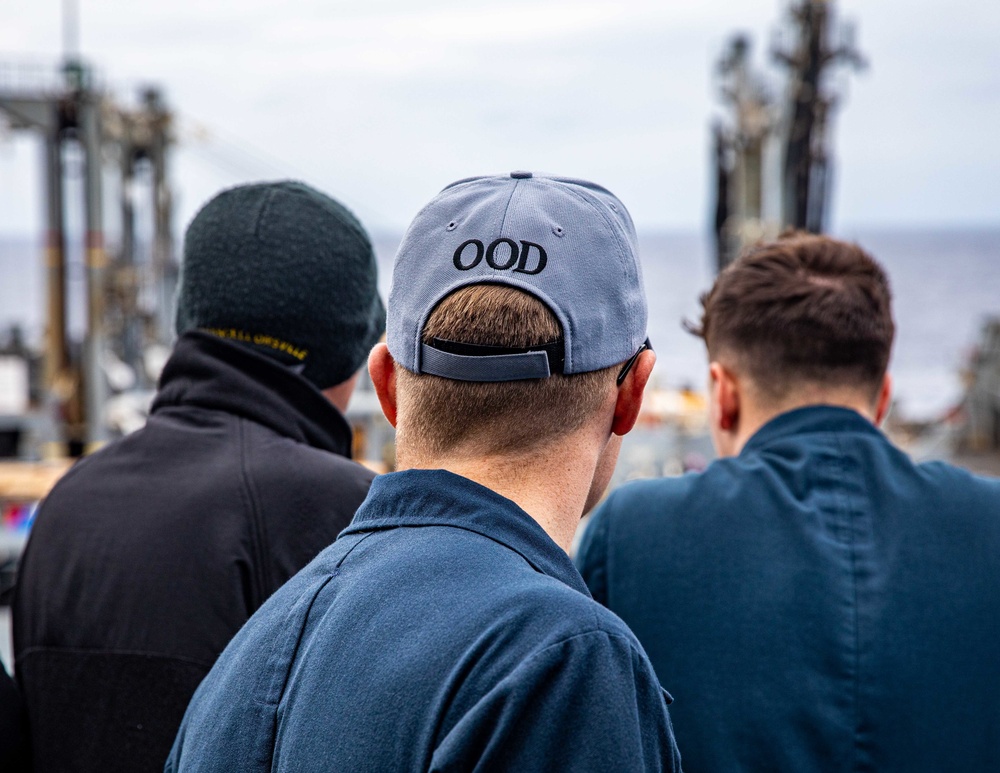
[711,0,864,272]
[0,58,175,456]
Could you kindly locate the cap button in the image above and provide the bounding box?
[510,170,533,179]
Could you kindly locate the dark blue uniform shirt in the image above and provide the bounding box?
[578,406,1000,773]
[168,470,681,772]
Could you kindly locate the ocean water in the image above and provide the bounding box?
[2,227,999,421]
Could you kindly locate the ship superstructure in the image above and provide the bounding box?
[711,0,864,272]
[0,58,175,456]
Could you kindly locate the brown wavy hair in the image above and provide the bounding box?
[687,232,894,401]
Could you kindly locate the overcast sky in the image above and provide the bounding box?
[1,0,998,235]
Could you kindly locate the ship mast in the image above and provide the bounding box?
[0,3,175,457]
[711,0,864,273]
[774,0,865,233]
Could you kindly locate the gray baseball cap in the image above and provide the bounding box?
[387,171,648,381]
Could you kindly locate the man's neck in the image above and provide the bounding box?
[397,430,605,554]
[732,393,878,456]
[321,371,360,414]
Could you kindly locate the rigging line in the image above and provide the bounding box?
[173,111,394,230]
[176,112,317,180]
[182,143,263,182]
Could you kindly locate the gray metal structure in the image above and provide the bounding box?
[960,318,1000,454]
[711,0,864,273]
[0,58,174,456]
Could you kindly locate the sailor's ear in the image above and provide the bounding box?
[611,349,655,436]
[874,372,892,426]
[709,361,742,457]
[711,361,741,432]
[368,343,398,428]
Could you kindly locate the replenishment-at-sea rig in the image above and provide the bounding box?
[0,55,176,459]
[710,0,864,273]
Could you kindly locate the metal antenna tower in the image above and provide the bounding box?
[710,0,864,272]
[0,8,174,456]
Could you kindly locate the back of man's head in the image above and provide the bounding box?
[175,180,386,390]
[397,284,618,456]
[690,232,894,403]
[383,172,650,459]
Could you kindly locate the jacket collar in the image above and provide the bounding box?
[151,330,354,457]
[741,405,883,457]
[343,469,590,596]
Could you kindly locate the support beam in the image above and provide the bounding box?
[43,123,68,393]
[80,92,107,449]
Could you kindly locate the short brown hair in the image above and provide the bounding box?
[396,284,617,456]
[687,233,894,400]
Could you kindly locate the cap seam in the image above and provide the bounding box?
[547,180,631,277]
[533,178,636,367]
[253,187,278,241]
[500,178,574,371]
[562,181,643,351]
[494,179,521,261]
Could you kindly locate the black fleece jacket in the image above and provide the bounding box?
[12,331,375,773]
[0,664,29,772]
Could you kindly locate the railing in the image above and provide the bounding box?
[0,59,104,97]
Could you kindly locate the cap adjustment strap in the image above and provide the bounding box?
[420,338,564,382]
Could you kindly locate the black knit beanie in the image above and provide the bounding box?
[175,181,386,390]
